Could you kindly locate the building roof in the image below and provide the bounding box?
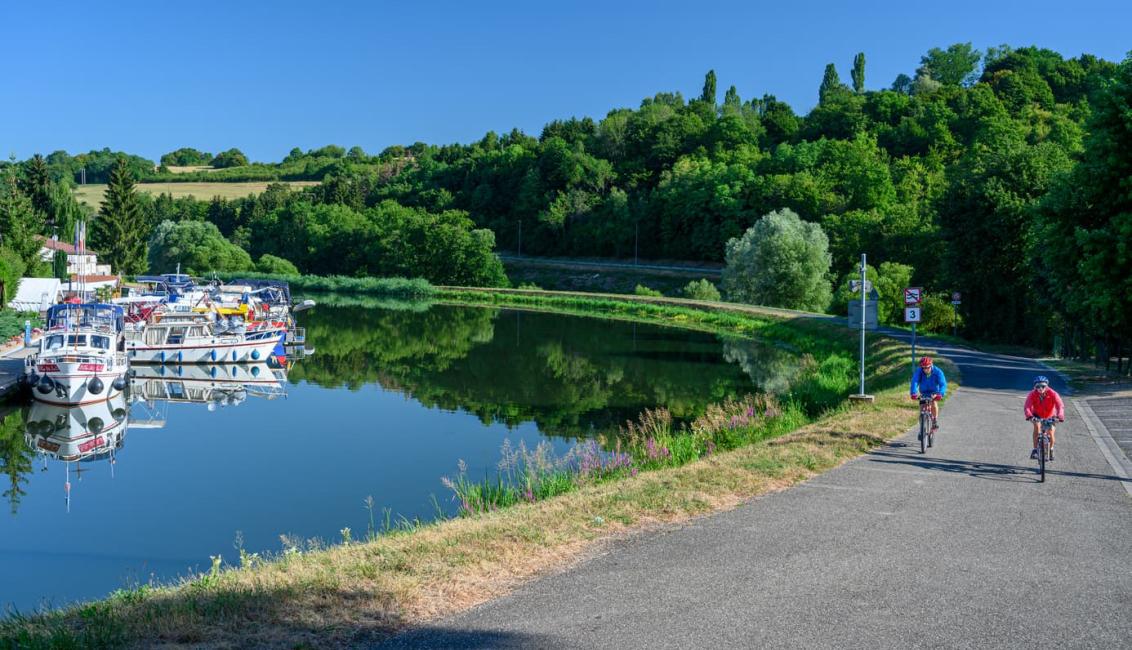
[7,277,62,311]
[36,235,98,255]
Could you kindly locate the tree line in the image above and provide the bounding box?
[1,43,1128,370]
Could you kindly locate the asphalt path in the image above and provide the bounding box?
[380,334,1132,649]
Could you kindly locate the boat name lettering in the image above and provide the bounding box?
[38,363,60,372]
[78,436,105,453]
[78,363,105,372]
[37,440,60,452]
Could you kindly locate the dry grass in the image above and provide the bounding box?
[1,305,948,648]
[164,165,217,174]
[72,181,319,206]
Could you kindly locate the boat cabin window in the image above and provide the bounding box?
[167,327,188,345]
[145,327,166,345]
[91,335,110,350]
[189,326,206,337]
[44,335,64,350]
[66,335,87,347]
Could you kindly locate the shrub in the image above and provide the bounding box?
[682,278,721,301]
[634,284,663,297]
[722,208,832,311]
[256,254,299,275]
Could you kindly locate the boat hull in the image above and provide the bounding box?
[31,359,127,406]
[127,336,282,364]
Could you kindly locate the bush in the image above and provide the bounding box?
[682,278,721,301]
[256,254,299,275]
[919,293,962,333]
[148,220,254,275]
[0,248,26,307]
[634,284,663,297]
[213,271,436,298]
[722,208,832,311]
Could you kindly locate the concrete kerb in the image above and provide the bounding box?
[1073,397,1132,499]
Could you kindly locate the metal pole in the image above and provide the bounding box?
[911,323,917,364]
[859,253,866,395]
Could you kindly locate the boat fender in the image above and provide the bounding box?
[87,376,104,395]
[37,376,55,394]
[112,408,127,419]
[112,376,128,391]
[27,372,40,387]
[251,349,260,360]
[88,417,104,434]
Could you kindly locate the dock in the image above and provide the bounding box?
[0,345,35,401]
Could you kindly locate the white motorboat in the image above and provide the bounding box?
[125,312,285,364]
[26,303,129,406]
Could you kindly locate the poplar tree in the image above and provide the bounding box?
[93,157,148,275]
[852,52,866,93]
[21,154,52,226]
[701,69,717,105]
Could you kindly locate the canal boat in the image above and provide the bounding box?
[125,311,285,364]
[26,303,129,406]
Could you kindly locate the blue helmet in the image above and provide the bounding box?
[1033,375,1049,386]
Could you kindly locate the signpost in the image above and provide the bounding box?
[904,287,923,363]
[951,291,961,337]
[849,254,873,403]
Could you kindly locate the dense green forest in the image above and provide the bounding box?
[1,44,1129,367]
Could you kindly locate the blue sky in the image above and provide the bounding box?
[2,0,1128,162]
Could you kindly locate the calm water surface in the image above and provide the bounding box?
[0,302,799,611]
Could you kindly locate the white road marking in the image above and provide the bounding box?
[1073,398,1132,499]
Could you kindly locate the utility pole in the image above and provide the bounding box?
[634,221,639,266]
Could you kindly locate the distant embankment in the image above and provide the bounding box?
[73,181,319,206]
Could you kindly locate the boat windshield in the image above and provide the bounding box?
[46,303,125,333]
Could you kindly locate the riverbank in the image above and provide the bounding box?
[1,291,949,648]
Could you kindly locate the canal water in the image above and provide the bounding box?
[0,301,799,612]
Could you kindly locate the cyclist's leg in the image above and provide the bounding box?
[1031,420,1040,450]
[1049,425,1056,449]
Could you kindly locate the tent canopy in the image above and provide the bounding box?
[7,277,62,312]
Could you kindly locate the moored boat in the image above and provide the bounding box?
[124,311,284,364]
[26,303,129,406]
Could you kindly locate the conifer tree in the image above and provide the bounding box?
[819,63,846,103]
[93,157,148,275]
[701,69,717,105]
[0,168,45,271]
[22,154,52,227]
[852,52,866,93]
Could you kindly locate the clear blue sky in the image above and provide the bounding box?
[3,0,1128,163]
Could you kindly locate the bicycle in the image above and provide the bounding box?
[1031,416,1058,482]
[917,394,939,454]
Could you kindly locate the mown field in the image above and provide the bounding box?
[72,181,319,206]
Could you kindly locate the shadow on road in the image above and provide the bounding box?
[867,447,1132,485]
[378,626,558,649]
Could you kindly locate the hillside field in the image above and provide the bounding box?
[73,181,319,206]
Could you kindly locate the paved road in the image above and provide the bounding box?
[381,337,1132,649]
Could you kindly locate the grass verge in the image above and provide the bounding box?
[0,290,952,649]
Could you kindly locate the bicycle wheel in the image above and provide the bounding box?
[919,412,927,454]
[1039,437,1046,483]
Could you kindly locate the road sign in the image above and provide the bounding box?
[951,291,961,302]
[904,287,922,305]
[904,307,922,323]
[849,280,873,292]
[847,300,878,330]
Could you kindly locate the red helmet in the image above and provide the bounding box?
[919,356,933,368]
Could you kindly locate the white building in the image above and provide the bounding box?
[36,236,113,276]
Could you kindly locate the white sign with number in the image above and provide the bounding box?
[904,307,922,323]
[904,287,922,305]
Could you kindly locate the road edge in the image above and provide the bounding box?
[1072,397,1132,499]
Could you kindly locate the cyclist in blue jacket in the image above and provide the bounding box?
[910,356,947,434]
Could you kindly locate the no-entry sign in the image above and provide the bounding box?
[904,287,922,305]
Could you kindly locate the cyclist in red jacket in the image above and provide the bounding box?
[1024,375,1065,461]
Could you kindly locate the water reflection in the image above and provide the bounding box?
[24,394,129,512]
[129,363,287,414]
